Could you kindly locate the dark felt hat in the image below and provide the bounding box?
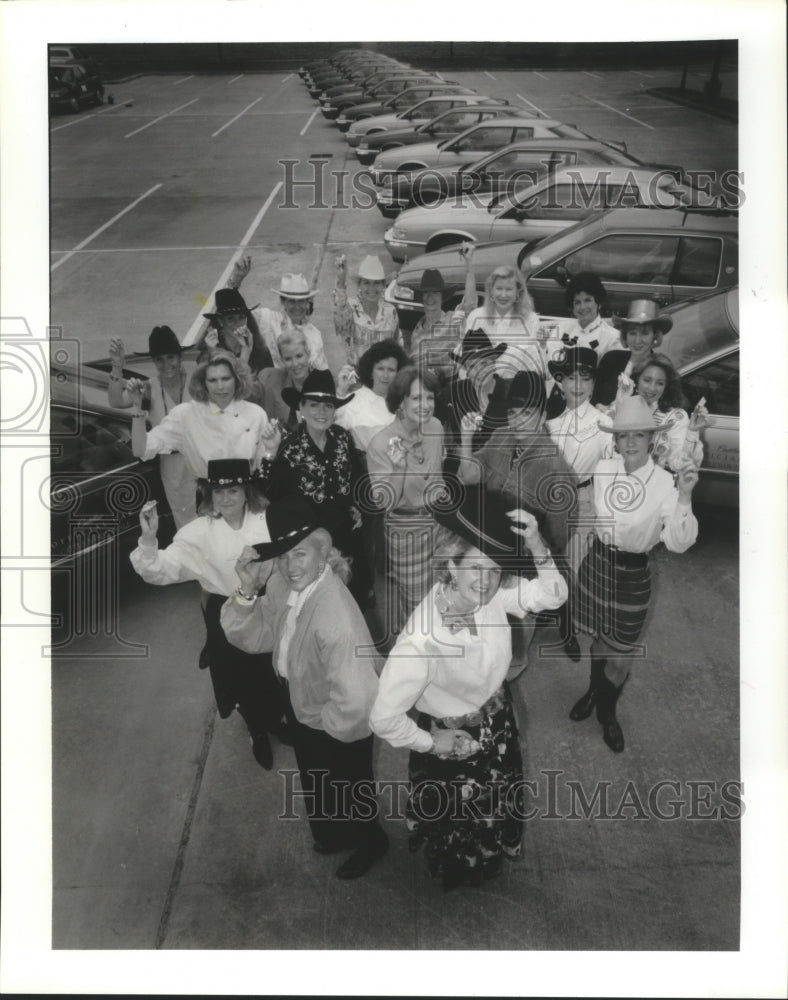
[420,268,446,294]
[547,345,598,380]
[429,488,526,568]
[148,325,182,357]
[450,328,508,366]
[493,370,547,411]
[206,458,252,487]
[203,288,255,320]
[252,496,321,560]
[281,368,354,410]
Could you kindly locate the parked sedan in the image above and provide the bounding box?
[49,62,105,113]
[382,166,695,261]
[48,44,99,75]
[320,74,446,119]
[375,137,679,216]
[370,118,598,185]
[661,286,739,507]
[340,87,481,136]
[50,359,174,573]
[386,206,738,331]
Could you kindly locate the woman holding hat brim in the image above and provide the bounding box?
[570,394,699,753]
[200,287,274,380]
[591,298,673,408]
[226,257,329,372]
[253,369,372,608]
[439,327,509,456]
[108,327,196,528]
[369,490,567,891]
[129,459,287,770]
[222,498,388,880]
[333,253,402,365]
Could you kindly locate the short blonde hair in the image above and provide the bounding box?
[188,351,252,403]
[305,527,352,586]
[483,265,534,322]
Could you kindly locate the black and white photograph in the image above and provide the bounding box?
[1,1,786,995]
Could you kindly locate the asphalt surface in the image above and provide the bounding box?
[48,62,745,961]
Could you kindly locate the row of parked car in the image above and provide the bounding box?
[299,50,739,508]
[48,44,109,113]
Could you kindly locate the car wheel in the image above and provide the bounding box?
[426,234,469,253]
[397,162,428,173]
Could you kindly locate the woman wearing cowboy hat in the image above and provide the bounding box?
[591,298,673,408]
[570,394,699,753]
[222,497,387,880]
[438,327,509,456]
[369,490,567,891]
[333,253,401,365]
[129,459,287,770]
[199,287,274,381]
[409,245,478,358]
[253,369,372,608]
[226,257,328,372]
[108,326,196,528]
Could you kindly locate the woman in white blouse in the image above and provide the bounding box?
[570,395,699,754]
[333,339,409,452]
[129,351,277,507]
[129,459,287,770]
[369,490,567,891]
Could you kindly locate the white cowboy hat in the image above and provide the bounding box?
[274,273,315,299]
[357,255,386,281]
[600,394,674,434]
[612,298,673,335]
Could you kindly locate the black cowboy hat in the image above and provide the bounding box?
[429,488,528,568]
[547,346,598,381]
[492,370,547,411]
[206,458,252,487]
[252,496,321,560]
[148,325,182,357]
[281,368,354,411]
[420,268,446,294]
[203,288,258,320]
[450,328,508,366]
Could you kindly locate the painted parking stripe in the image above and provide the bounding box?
[632,70,655,79]
[484,71,496,80]
[50,184,163,271]
[300,108,319,136]
[181,182,284,347]
[583,71,603,80]
[212,96,265,137]
[124,98,199,138]
[516,93,546,116]
[50,113,99,132]
[173,75,195,86]
[281,73,294,83]
[588,96,655,129]
[533,71,549,81]
[228,74,244,84]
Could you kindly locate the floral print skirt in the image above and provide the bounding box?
[407,684,525,891]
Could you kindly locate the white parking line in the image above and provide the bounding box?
[173,75,195,86]
[181,182,284,347]
[583,71,603,80]
[228,75,244,84]
[632,70,655,79]
[50,184,163,272]
[300,108,319,136]
[484,71,496,80]
[588,96,655,129]
[533,71,549,81]
[50,113,98,132]
[281,73,294,83]
[212,96,265,137]
[124,98,199,138]
[516,93,546,116]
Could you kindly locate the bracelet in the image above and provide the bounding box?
[109,372,123,382]
[532,549,553,566]
[235,584,258,603]
[130,409,146,418]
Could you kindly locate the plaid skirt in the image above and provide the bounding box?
[407,685,525,891]
[384,511,443,636]
[573,536,651,653]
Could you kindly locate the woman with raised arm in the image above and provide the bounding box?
[333,253,401,365]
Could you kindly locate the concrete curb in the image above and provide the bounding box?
[648,87,738,123]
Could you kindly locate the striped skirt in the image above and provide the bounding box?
[407,685,525,891]
[383,511,443,637]
[573,536,651,653]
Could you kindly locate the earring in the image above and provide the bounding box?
[449,574,458,590]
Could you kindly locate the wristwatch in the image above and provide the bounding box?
[532,549,553,566]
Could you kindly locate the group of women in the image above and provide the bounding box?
[118,246,706,890]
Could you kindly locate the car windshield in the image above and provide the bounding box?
[661,289,739,367]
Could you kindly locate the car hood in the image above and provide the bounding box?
[374,140,442,167]
[364,125,428,147]
[349,113,401,134]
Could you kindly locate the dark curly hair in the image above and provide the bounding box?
[564,271,608,312]
[357,339,411,389]
[631,353,687,411]
[385,365,441,415]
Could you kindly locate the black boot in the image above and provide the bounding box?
[569,657,605,721]
[595,672,627,753]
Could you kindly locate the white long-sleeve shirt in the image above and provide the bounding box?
[591,456,698,554]
[547,400,611,480]
[129,508,272,596]
[251,307,328,371]
[369,567,567,753]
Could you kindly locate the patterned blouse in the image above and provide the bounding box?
[332,288,401,364]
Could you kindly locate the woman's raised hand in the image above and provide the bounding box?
[235,324,253,364]
[506,508,545,552]
[460,411,482,439]
[231,255,252,286]
[259,420,282,457]
[675,461,699,500]
[109,337,125,369]
[458,241,475,266]
[204,329,220,351]
[235,545,272,594]
[689,397,710,432]
[138,501,159,542]
[126,377,146,408]
[336,363,357,397]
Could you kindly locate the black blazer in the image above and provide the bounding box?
[592,350,631,407]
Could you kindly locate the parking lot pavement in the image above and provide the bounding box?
[49,67,737,360]
[52,508,739,950]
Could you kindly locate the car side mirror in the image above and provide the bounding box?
[555,264,571,286]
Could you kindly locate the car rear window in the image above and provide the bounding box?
[680,352,739,417]
[51,407,135,475]
[673,236,722,287]
[539,233,679,285]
